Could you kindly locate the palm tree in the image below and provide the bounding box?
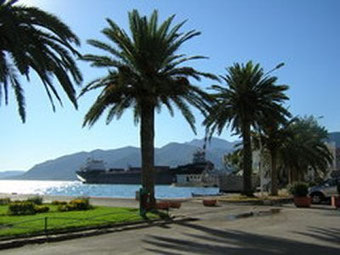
[0,0,82,122]
[80,10,216,207]
[281,116,333,183]
[205,61,289,196]
[253,118,293,195]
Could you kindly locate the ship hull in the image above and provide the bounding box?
[76,170,175,185]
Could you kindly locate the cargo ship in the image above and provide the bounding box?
[76,150,214,185]
[76,159,175,184]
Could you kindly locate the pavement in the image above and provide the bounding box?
[1,198,340,255]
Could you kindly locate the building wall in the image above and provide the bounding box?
[176,174,202,184]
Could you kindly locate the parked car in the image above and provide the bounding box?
[309,177,340,204]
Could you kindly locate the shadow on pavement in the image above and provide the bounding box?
[293,226,340,245]
[143,221,340,255]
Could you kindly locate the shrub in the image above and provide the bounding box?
[34,205,50,213]
[337,182,340,195]
[0,198,11,205]
[58,203,76,212]
[8,201,36,215]
[69,197,91,210]
[27,196,43,205]
[57,197,92,212]
[289,182,309,197]
[57,204,68,212]
[51,200,67,205]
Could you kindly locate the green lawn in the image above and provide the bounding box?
[0,204,158,238]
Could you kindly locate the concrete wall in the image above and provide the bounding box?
[219,174,259,193]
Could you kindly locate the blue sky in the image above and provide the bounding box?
[1,0,340,171]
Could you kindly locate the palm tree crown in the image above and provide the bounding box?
[81,10,216,207]
[206,62,289,135]
[0,0,82,121]
[281,116,333,182]
[205,61,290,195]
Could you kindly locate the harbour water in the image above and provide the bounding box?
[0,180,219,199]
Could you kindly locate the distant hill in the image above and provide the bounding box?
[15,137,238,181]
[0,171,25,179]
[328,132,340,148]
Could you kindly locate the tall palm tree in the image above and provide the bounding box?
[0,0,82,122]
[205,61,289,196]
[80,10,216,207]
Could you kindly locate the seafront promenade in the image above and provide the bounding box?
[1,193,340,254]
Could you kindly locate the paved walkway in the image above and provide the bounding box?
[1,200,340,254]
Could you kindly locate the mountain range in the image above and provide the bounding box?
[12,137,238,181]
[0,171,25,179]
[4,131,339,181]
[327,132,340,148]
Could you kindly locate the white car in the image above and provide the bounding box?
[309,178,340,204]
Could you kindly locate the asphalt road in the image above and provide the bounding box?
[1,203,340,255]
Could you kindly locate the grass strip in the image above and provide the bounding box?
[0,205,158,238]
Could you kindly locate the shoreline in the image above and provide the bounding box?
[0,193,139,208]
[0,193,192,208]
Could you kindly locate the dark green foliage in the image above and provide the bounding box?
[0,198,10,205]
[27,196,43,205]
[0,0,82,122]
[289,182,309,197]
[281,116,333,182]
[81,10,216,205]
[337,182,340,195]
[224,149,243,174]
[34,205,50,213]
[205,61,289,196]
[8,201,36,215]
[81,9,215,129]
[51,200,67,205]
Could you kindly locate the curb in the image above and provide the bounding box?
[0,216,197,250]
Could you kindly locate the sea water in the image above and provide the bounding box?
[0,180,219,198]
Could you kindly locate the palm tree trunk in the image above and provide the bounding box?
[291,167,298,183]
[140,103,156,208]
[270,149,278,196]
[288,167,292,185]
[242,122,253,196]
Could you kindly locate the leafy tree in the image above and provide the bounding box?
[0,0,82,122]
[80,10,216,207]
[205,61,289,196]
[224,149,243,174]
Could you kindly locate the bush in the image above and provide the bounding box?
[27,196,43,205]
[0,198,11,205]
[51,200,67,205]
[58,203,76,212]
[57,197,92,212]
[289,182,309,197]
[8,201,36,215]
[34,205,50,213]
[69,198,91,210]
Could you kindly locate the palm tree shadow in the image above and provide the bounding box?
[293,226,340,245]
[143,221,340,255]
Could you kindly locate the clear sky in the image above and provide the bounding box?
[1,0,340,171]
